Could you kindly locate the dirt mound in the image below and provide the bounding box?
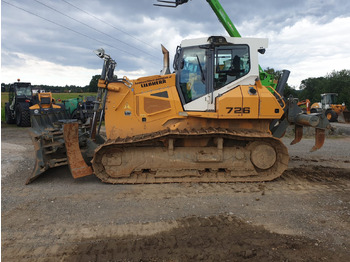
[57,215,349,262]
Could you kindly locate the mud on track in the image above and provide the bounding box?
[1,126,350,261]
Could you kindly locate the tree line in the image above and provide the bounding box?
[1,75,101,93]
[298,70,350,106]
[264,69,350,106]
[2,70,349,106]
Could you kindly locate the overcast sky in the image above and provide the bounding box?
[1,0,350,88]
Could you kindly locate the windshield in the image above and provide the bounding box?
[322,94,337,105]
[16,86,32,96]
[178,46,207,103]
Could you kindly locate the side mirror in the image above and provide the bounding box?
[258,48,266,54]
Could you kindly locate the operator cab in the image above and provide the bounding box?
[10,82,32,98]
[16,86,32,97]
[9,82,33,110]
[174,36,268,111]
[321,93,338,109]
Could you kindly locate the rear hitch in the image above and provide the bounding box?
[290,124,326,152]
[290,124,303,145]
[311,128,326,152]
[271,97,330,152]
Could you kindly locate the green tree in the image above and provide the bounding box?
[299,70,350,105]
[284,85,299,98]
[88,75,101,92]
[325,70,350,106]
[299,77,327,103]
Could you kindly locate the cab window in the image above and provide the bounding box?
[214,45,250,90]
[179,46,207,103]
[16,86,32,96]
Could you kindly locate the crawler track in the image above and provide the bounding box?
[92,128,289,184]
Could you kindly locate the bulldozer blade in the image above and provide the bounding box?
[26,129,68,184]
[63,122,93,178]
[26,106,71,184]
[310,128,326,152]
[290,124,303,145]
[26,131,52,184]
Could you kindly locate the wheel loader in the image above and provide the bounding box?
[26,0,330,184]
[310,93,350,123]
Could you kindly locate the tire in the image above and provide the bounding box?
[325,110,338,122]
[5,103,15,124]
[15,104,31,127]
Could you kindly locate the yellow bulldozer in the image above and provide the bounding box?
[26,0,330,184]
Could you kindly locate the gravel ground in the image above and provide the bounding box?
[1,124,350,261]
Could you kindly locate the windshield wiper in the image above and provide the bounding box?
[196,55,205,83]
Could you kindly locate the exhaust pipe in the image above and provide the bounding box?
[276,69,290,95]
[161,44,171,75]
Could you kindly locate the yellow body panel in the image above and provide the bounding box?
[29,92,61,109]
[256,84,284,118]
[103,74,284,140]
[330,104,347,115]
[104,74,185,139]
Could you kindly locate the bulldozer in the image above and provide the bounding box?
[26,0,330,184]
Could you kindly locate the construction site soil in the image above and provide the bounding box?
[1,123,350,261]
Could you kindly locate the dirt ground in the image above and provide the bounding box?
[1,125,350,261]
